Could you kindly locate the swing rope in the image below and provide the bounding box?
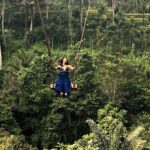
[37,0,91,89]
[36,0,56,76]
[73,0,91,80]
[36,0,51,57]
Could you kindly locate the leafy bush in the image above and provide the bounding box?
[0,128,37,150]
[10,50,106,149]
[60,104,146,150]
[0,106,21,134]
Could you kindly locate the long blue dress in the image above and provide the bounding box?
[55,66,71,94]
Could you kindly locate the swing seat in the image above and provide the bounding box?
[50,83,77,90]
[50,83,56,89]
[71,83,78,90]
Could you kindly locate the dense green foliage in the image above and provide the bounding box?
[60,104,146,150]
[0,128,37,150]
[0,0,150,149]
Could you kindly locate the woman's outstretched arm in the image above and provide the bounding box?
[68,65,75,70]
[55,65,61,70]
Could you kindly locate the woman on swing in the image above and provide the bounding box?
[55,57,75,96]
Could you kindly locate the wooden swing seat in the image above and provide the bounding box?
[50,83,78,90]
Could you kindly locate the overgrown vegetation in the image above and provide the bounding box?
[0,0,150,149]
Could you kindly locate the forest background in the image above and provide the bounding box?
[0,0,150,149]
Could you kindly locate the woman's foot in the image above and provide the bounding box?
[60,92,63,96]
[64,93,68,96]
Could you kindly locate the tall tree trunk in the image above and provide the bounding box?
[142,8,145,51]
[112,0,116,24]
[24,5,28,32]
[0,45,2,70]
[36,0,51,57]
[136,0,138,13]
[46,0,49,19]
[1,0,7,61]
[29,17,33,32]
[30,3,35,32]
[2,0,5,38]
[68,0,73,44]
[80,0,84,31]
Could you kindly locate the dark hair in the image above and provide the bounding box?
[59,57,69,66]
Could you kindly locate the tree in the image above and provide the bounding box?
[0,44,2,69]
[112,0,116,24]
[1,0,5,40]
[0,128,37,150]
[36,0,51,57]
[59,104,146,150]
[0,1,3,68]
[68,0,73,44]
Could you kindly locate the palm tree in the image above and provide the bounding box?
[1,0,5,39]
[68,0,73,44]
[126,126,146,150]
[137,0,150,25]
[0,0,5,70]
[2,50,34,94]
[0,44,2,70]
[62,105,146,150]
[80,0,84,31]
[112,0,116,24]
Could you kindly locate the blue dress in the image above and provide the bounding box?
[55,66,71,94]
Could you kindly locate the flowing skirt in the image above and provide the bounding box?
[55,74,71,94]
